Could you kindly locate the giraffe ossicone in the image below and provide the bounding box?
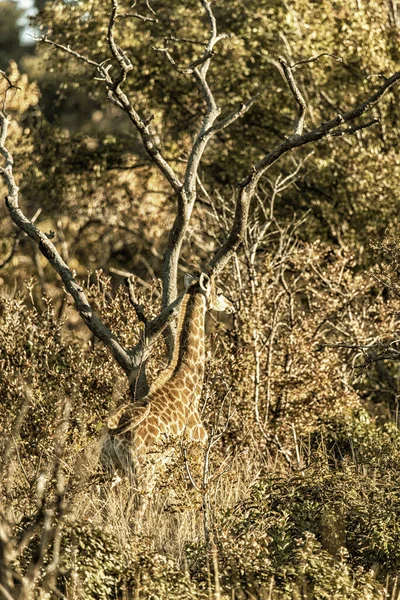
[100,272,234,506]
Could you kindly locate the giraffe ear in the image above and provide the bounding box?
[199,272,210,292]
[210,293,235,313]
[184,273,197,290]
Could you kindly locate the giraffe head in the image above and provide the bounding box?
[184,272,235,313]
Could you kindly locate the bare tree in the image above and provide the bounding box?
[1,1,399,400]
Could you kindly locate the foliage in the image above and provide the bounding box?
[28,0,400,244]
[205,415,400,598]
[1,247,400,597]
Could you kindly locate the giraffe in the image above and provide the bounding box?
[100,272,234,511]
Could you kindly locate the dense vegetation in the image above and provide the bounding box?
[1,1,400,598]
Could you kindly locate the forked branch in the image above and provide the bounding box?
[0,104,183,397]
[0,112,134,376]
[208,67,400,275]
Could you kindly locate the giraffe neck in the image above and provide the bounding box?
[170,290,206,386]
[148,288,206,397]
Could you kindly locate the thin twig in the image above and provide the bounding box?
[330,118,380,136]
[279,56,307,135]
[289,53,343,68]
[125,276,148,325]
[117,12,157,22]
[38,36,101,69]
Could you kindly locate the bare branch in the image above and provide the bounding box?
[117,12,158,23]
[0,70,16,90]
[289,52,343,68]
[152,46,193,74]
[209,93,261,135]
[0,112,134,377]
[209,70,400,274]
[145,0,157,16]
[38,36,102,69]
[166,35,205,46]
[248,69,400,183]
[323,339,400,369]
[330,118,380,136]
[107,0,134,79]
[38,31,182,195]
[207,184,253,276]
[145,293,184,342]
[160,0,230,318]
[109,266,153,289]
[125,276,148,325]
[0,69,21,112]
[279,56,307,135]
[183,0,229,199]
[101,2,184,195]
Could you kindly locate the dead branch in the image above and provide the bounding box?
[289,53,343,68]
[0,70,21,112]
[208,69,400,276]
[38,34,182,196]
[1,172,132,377]
[279,56,307,135]
[330,118,380,136]
[0,208,41,270]
[125,276,148,326]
